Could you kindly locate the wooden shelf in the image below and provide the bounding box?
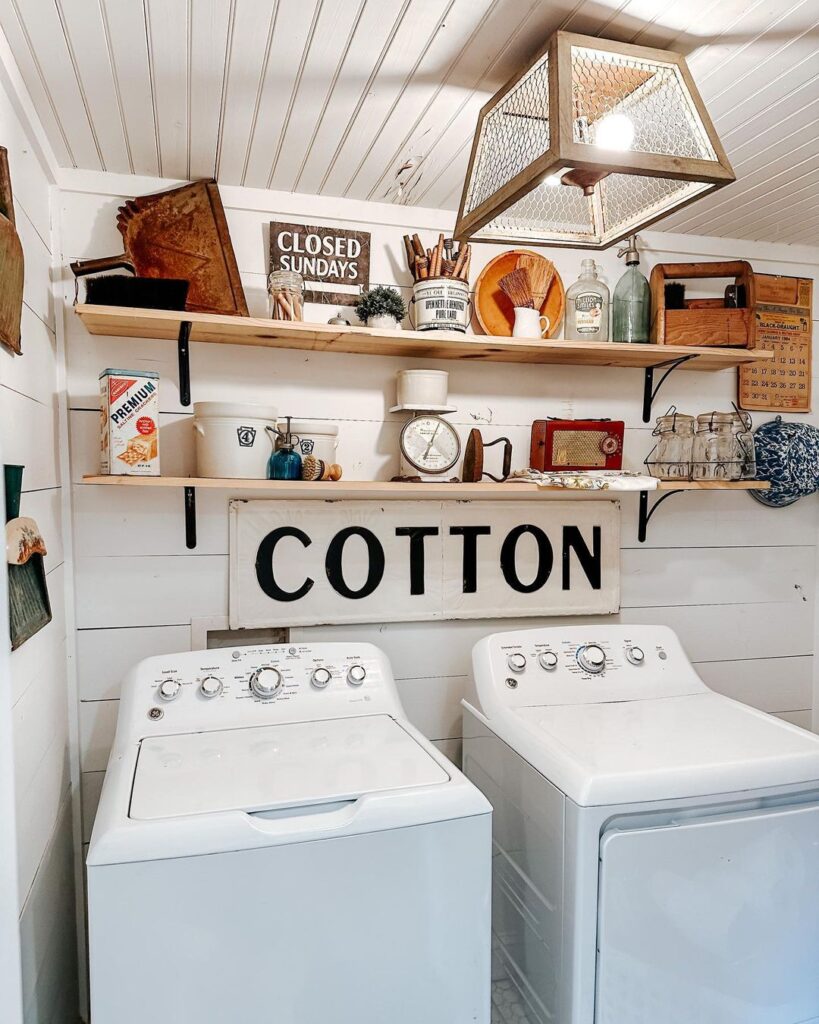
[81,475,770,498]
[75,304,774,372]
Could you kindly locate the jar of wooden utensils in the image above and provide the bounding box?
[268,269,304,321]
[403,232,473,333]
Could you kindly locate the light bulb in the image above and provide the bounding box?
[595,113,635,151]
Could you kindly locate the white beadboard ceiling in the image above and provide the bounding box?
[1,0,818,244]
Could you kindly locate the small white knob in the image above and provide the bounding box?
[577,644,606,674]
[250,666,282,699]
[158,678,181,702]
[347,665,366,686]
[199,675,223,699]
[311,667,332,689]
[626,646,645,666]
[538,651,558,671]
[507,653,527,673]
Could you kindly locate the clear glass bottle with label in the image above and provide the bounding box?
[565,259,610,342]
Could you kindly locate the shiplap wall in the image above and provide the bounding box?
[56,172,819,850]
[0,76,78,1024]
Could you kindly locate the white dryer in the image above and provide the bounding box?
[462,625,819,1024]
[88,642,491,1024]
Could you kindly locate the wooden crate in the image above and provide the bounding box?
[650,260,755,347]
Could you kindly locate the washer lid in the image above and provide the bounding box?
[511,692,819,806]
[129,715,448,821]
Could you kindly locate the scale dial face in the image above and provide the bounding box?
[400,415,461,475]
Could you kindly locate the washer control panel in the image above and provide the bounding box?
[472,625,707,709]
[118,642,398,737]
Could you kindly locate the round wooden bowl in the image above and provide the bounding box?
[473,249,565,338]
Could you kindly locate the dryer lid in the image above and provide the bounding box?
[129,715,448,820]
[509,692,819,806]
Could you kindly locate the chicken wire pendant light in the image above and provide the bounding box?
[455,32,735,249]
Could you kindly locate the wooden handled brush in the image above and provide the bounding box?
[498,267,534,309]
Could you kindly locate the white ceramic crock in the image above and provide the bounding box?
[395,369,449,408]
[280,420,340,464]
[193,402,278,479]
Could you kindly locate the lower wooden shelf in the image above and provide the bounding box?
[81,475,769,497]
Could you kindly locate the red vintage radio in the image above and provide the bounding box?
[530,419,625,472]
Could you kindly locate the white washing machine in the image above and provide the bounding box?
[88,642,491,1024]
[462,625,819,1024]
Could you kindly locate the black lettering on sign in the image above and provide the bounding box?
[562,526,601,589]
[500,524,554,594]
[256,527,314,602]
[325,527,385,599]
[449,526,491,593]
[395,527,439,595]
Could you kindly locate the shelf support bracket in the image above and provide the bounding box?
[642,355,695,423]
[184,486,196,549]
[178,320,192,407]
[638,488,682,543]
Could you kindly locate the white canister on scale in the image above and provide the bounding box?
[193,402,278,478]
[280,420,340,465]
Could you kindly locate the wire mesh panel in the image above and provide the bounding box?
[599,175,712,244]
[475,179,595,244]
[464,52,551,215]
[570,45,716,161]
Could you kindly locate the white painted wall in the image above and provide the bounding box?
[0,63,78,1024]
[56,173,819,861]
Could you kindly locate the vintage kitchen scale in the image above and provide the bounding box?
[391,369,461,481]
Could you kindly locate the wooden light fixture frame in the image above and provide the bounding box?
[454,31,735,249]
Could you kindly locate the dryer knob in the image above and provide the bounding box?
[538,651,558,671]
[311,667,332,689]
[347,665,367,686]
[626,646,645,666]
[577,644,606,674]
[199,675,223,699]
[250,666,282,699]
[507,653,527,673]
[158,678,181,702]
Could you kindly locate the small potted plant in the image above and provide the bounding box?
[355,285,407,330]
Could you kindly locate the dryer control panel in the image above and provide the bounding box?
[471,625,708,711]
[116,642,402,739]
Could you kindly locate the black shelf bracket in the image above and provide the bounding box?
[178,320,192,407]
[638,488,683,543]
[184,486,196,549]
[642,355,696,423]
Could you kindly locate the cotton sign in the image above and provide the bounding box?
[229,500,620,629]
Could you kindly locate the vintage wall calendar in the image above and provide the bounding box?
[738,275,813,412]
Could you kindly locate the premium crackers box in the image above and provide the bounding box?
[100,368,160,475]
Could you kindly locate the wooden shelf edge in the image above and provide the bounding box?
[80,475,770,496]
[74,304,774,371]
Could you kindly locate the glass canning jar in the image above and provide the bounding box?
[268,270,304,321]
[692,411,742,480]
[651,409,694,480]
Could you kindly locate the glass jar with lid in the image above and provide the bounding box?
[692,411,743,480]
[649,408,694,480]
[268,269,304,321]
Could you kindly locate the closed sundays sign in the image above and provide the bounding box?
[269,221,371,306]
[229,500,620,628]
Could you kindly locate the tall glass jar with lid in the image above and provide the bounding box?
[692,412,743,480]
[650,409,694,480]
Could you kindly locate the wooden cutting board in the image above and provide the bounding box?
[473,249,564,338]
[71,180,248,317]
[0,147,24,355]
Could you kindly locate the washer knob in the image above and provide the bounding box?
[199,675,223,699]
[250,666,282,699]
[347,665,366,686]
[311,667,332,689]
[626,646,645,666]
[577,644,606,674]
[158,678,181,702]
[507,652,527,673]
[538,651,559,671]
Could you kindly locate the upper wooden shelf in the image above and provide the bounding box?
[75,305,774,372]
[81,476,770,499]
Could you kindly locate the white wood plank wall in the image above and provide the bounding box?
[56,173,819,844]
[0,81,78,1024]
